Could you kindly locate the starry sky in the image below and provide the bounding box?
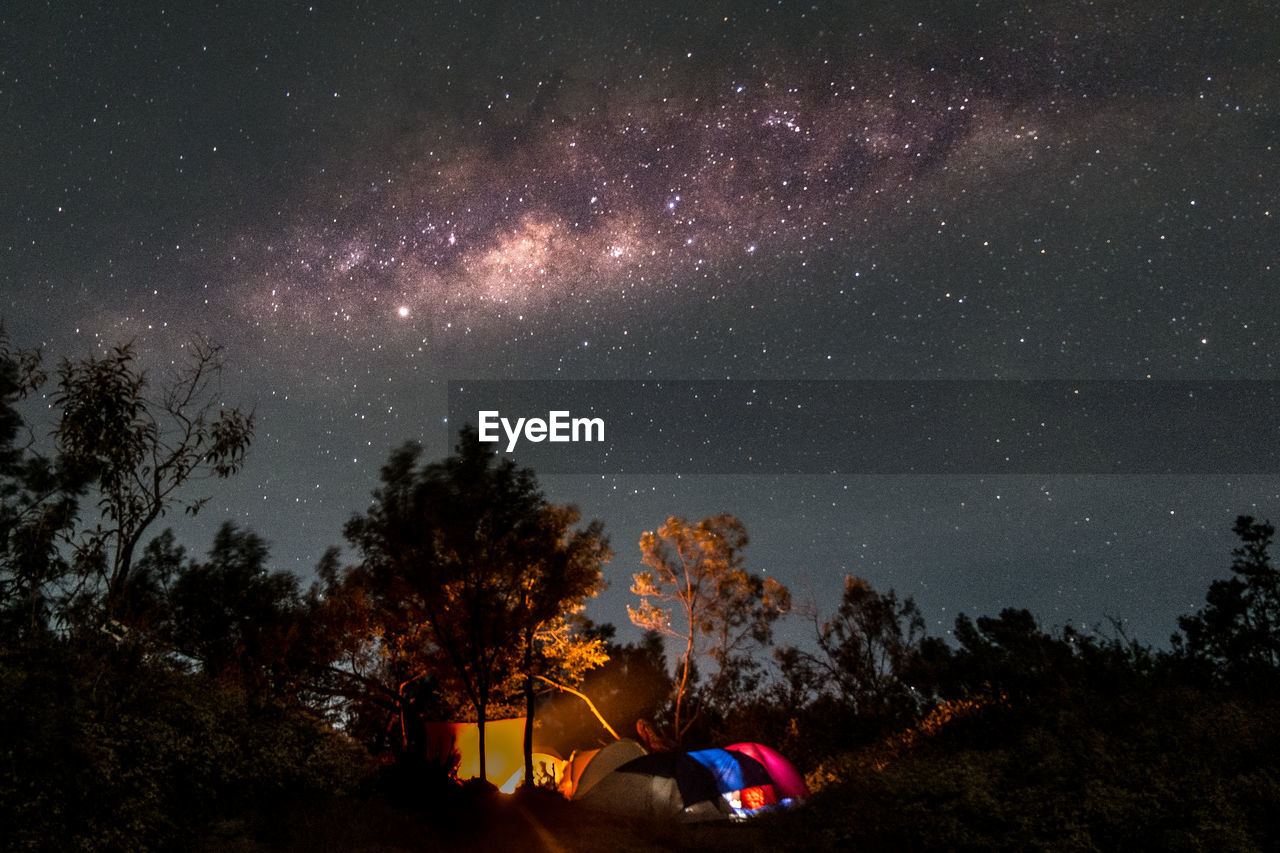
[3,0,1277,648]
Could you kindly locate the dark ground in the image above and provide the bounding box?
[196,787,795,853]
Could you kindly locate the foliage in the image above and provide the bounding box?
[768,582,1278,850]
[1175,515,1280,684]
[519,613,611,727]
[758,678,1280,852]
[781,575,926,727]
[53,339,252,625]
[340,428,609,782]
[0,637,373,853]
[302,546,448,752]
[536,624,673,754]
[507,502,612,788]
[906,607,1094,709]
[0,329,81,638]
[629,513,790,744]
[0,333,374,851]
[164,522,314,698]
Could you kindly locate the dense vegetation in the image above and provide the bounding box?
[2,332,1277,851]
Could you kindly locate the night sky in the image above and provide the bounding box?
[3,1,1277,648]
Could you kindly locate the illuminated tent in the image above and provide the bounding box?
[687,748,775,818]
[563,738,648,799]
[498,751,567,794]
[573,751,730,821]
[725,742,809,805]
[423,717,559,787]
[575,746,808,821]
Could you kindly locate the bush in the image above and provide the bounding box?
[0,638,373,851]
[758,682,1279,851]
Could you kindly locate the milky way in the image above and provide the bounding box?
[237,61,1048,333]
[3,0,1277,645]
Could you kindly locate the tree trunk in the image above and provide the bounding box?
[523,627,535,790]
[523,675,535,790]
[477,703,487,786]
[674,632,694,743]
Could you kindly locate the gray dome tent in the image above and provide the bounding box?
[573,751,731,821]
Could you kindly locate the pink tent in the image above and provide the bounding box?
[725,742,808,802]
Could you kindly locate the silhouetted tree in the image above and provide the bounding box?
[506,502,611,789]
[610,630,675,736]
[908,608,1110,715]
[1175,515,1280,683]
[53,339,252,625]
[629,513,790,743]
[341,428,609,784]
[784,576,925,723]
[302,548,430,751]
[166,522,308,697]
[0,330,80,639]
[114,528,184,643]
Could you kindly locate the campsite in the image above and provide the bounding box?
[6,0,1279,846]
[2,348,1277,849]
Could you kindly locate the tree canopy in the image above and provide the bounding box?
[340,427,610,782]
[781,575,925,726]
[0,329,79,636]
[53,339,252,625]
[1175,515,1280,680]
[629,513,790,744]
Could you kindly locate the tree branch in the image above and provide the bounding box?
[534,674,620,740]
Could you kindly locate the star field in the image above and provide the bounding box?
[235,64,1043,334]
[2,0,1277,647]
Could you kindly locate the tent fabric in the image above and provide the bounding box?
[422,717,558,786]
[575,751,731,820]
[572,742,808,822]
[617,752,725,809]
[689,748,779,818]
[499,751,567,793]
[562,747,600,796]
[575,765,687,819]
[688,748,771,794]
[565,738,647,799]
[725,742,809,803]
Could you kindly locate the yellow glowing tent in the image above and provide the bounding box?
[423,717,558,786]
[499,752,568,793]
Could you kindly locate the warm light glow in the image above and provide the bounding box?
[499,753,567,793]
[423,717,562,788]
